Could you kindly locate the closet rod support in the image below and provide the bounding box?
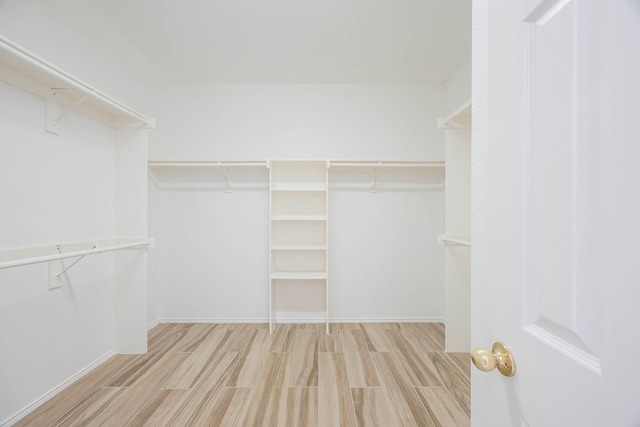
[370,162,380,193]
[222,165,233,193]
[54,244,97,279]
[53,92,92,123]
[46,89,95,134]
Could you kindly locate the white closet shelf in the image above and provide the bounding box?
[148,161,270,191]
[271,187,327,192]
[438,234,471,247]
[148,160,269,172]
[328,160,445,192]
[148,159,445,193]
[271,272,328,280]
[0,36,154,131]
[271,215,327,221]
[271,244,327,250]
[149,160,444,173]
[0,238,150,270]
[329,160,445,172]
[438,99,472,129]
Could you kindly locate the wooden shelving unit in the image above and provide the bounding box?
[269,161,329,334]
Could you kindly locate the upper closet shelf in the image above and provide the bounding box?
[328,160,445,192]
[148,160,269,174]
[0,35,155,133]
[329,160,444,172]
[438,99,472,129]
[148,160,270,191]
[148,160,446,192]
[149,160,444,172]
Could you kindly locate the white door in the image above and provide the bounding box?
[472,0,640,425]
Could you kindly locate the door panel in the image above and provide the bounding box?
[474,0,640,425]
[523,0,601,371]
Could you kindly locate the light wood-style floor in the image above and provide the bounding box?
[16,323,470,427]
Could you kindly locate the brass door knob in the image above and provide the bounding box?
[471,342,516,377]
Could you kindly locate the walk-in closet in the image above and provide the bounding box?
[0,1,473,425]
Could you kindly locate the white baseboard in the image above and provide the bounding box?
[147,319,160,330]
[1,350,116,427]
[158,317,443,324]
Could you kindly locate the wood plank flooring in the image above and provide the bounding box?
[15,323,470,427]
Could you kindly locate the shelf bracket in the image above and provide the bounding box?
[46,92,59,135]
[46,89,94,135]
[223,166,233,193]
[55,93,90,123]
[370,162,380,193]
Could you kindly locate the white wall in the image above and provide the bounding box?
[150,84,444,160]
[151,84,446,323]
[0,2,156,416]
[329,186,444,321]
[443,128,471,352]
[442,57,472,352]
[113,129,149,354]
[156,183,270,321]
[0,0,167,116]
[147,181,161,326]
[0,81,117,424]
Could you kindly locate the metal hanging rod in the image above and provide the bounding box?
[0,240,150,270]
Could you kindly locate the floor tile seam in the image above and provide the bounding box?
[381,345,445,388]
[440,352,472,381]
[372,352,439,405]
[414,387,447,427]
[120,387,175,427]
[416,385,471,420]
[373,367,438,427]
[425,352,471,389]
[48,388,118,427]
[445,387,471,416]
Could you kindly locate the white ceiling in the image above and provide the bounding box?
[85,0,471,85]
